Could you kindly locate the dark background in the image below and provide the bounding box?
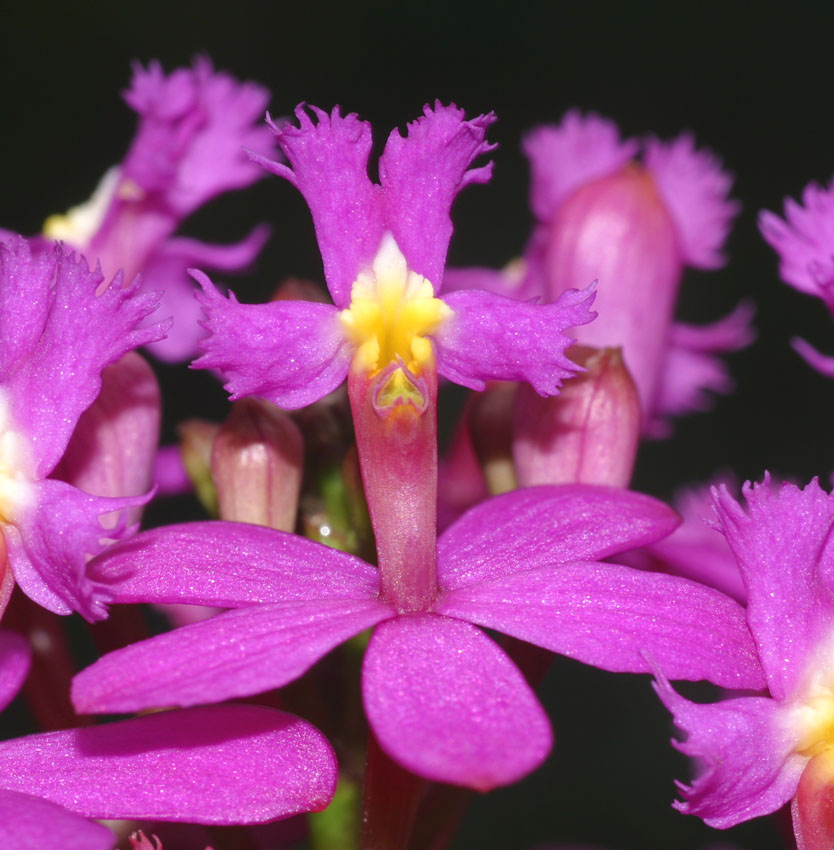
[1,2,829,848]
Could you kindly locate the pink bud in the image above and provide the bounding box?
[54,352,161,527]
[513,346,640,488]
[544,165,680,417]
[469,382,518,495]
[793,749,834,850]
[211,399,303,531]
[178,418,221,515]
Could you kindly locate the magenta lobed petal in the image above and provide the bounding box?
[649,301,756,434]
[87,520,381,606]
[436,560,765,689]
[643,478,746,603]
[377,102,496,289]
[0,239,169,476]
[792,337,834,377]
[759,181,834,301]
[523,110,639,222]
[362,614,551,790]
[191,270,351,408]
[0,789,115,850]
[250,105,383,306]
[0,629,30,712]
[122,58,274,217]
[437,484,680,591]
[0,704,337,823]
[54,352,160,527]
[72,598,395,713]
[654,675,804,828]
[7,478,151,620]
[643,134,739,270]
[141,226,270,363]
[434,285,596,394]
[713,477,834,700]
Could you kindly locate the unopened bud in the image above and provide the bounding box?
[212,399,303,531]
[793,749,834,850]
[470,382,518,495]
[513,346,640,488]
[178,419,220,515]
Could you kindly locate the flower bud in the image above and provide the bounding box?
[793,749,834,850]
[178,418,220,516]
[211,399,303,531]
[470,382,518,495]
[513,346,640,487]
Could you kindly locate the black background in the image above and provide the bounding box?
[1,2,827,848]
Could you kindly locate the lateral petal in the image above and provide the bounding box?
[87,520,381,606]
[438,484,680,592]
[0,790,114,850]
[363,614,551,790]
[249,105,384,307]
[72,599,394,713]
[0,704,337,822]
[436,561,765,689]
[378,103,496,289]
[192,271,351,409]
[434,285,596,394]
[8,478,150,620]
[0,629,30,712]
[713,477,834,700]
[654,675,804,828]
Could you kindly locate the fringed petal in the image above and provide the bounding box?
[249,105,384,306]
[434,285,596,394]
[0,239,168,476]
[648,300,755,436]
[192,270,351,409]
[378,103,496,289]
[712,477,834,700]
[644,133,740,270]
[523,110,638,222]
[759,181,834,301]
[654,674,804,828]
[7,479,151,621]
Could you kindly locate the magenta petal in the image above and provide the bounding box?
[363,614,552,790]
[192,271,351,408]
[0,629,30,712]
[250,105,384,306]
[0,790,115,850]
[792,337,834,377]
[142,227,271,363]
[649,302,756,433]
[72,599,395,713]
[759,181,834,300]
[654,676,804,828]
[378,103,496,288]
[643,134,739,270]
[122,58,274,217]
[0,704,337,822]
[523,111,639,222]
[434,285,596,394]
[0,240,168,477]
[438,484,681,591]
[87,520,381,606]
[54,352,160,528]
[8,479,150,620]
[713,477,834,700]
[436,561,765,689]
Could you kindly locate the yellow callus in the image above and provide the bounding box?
[340,234,452,375]
[795,683,834,758]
